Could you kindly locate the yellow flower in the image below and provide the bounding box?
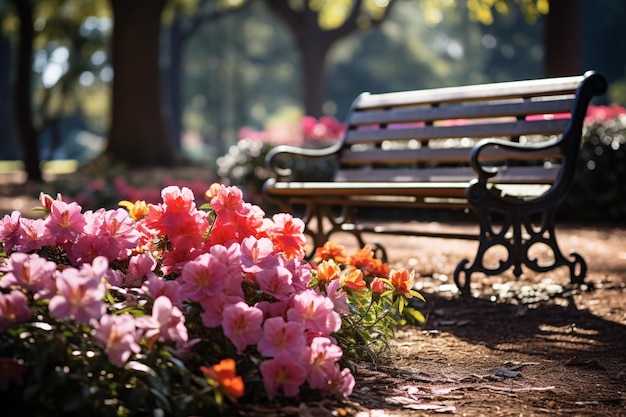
[317,259,341,283]
[118,200,149,221]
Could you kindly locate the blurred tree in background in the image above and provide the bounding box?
[2,0,626,178]
[107,0,174,167]
[262,0,398,118]
[5,0,109,181]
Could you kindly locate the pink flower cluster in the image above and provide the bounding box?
[584,103,626,125]
[300,115,346,143]
[72,173,215,210]
[0,184,355,398]
[238,116,345,147]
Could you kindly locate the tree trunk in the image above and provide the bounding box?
[263,0,393,118]
[107,0,175,166]
[298,37,329,118]
[11,0,42,182]
[544,0,581,77]
[163,18,184,150]
[0,17,19,160]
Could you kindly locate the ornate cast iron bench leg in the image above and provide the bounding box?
[454,187,587,296]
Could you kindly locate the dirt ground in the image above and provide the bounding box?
[329,222,626,417]
[1,183,624,416]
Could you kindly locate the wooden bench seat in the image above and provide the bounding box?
[263,71,607,295]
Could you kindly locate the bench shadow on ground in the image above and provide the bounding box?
[417,288,626,360]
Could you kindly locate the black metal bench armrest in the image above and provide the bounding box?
[471,70,608,186]
[265,142,342,180]
[469,138,561,183]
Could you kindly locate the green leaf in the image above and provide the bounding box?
[410,289,426,302]
[403,306,426,324]
[395,297,405,315]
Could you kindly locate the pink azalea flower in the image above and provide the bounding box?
[306,336,344,390]
[38,191,61,212]
[255,299,292,321]
[68,234,115,265]
[48,259,107,324]
[82,208,104,235]
[80,255,110,278]
[142,187,209,269]
[141,275,181,307]
[15,218,55,253]
[100,208,136,238]
[209,186,266,243]
[287,289,341,335]
[257,316,306,359]
[161,186,196,214]
[240,236,278,274]
[255,265,294,301]
[221,301,263,353]
[75,208,139,262]
[168,213,208,251]
[281,256,311,292]
[267,213,306,260]
[99,208,141,255]
[160,245,200,275]
[103,269,125,287]
[0,253,57,299]
[215,209,265,245]
[92,313,141,367]
[178,252,228,302]
[0,211,22,252]
[126,253,158,287]
[208,243,244,298]
[259,357,308,397]
[199,294,243,328]
[0,290,32,331]
[210,185,245,220]
[46,200,86,242]
[136,296,188,347]
[323,365,355,397]
[325,278,350,315]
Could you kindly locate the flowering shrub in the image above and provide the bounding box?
[38,158,217,211]
[560,104,626,223]
[0,183,421,416]
[217,116,345,204]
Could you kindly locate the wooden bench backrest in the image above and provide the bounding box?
[335,75,585,185]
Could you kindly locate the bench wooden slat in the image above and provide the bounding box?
[334,166,559,183]
[265,180,469,198]
[349,97,575,126]
[286,195,473,209]
[266,180,552,201]
[355,75,584,110]
[339,146,562,165]
[345,119,570,145]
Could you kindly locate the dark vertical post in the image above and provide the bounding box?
[544,0,582,77]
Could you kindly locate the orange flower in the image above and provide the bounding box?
[317,259,341,283]
[347,245,376,270]
[389,268,415,297]
[370,277,387,294]
[347,245,389,278]
[118,200,149,221]
[341,268,367,291]
[200,358,244,402]
[314,241,347,264]
[369,258,390,278]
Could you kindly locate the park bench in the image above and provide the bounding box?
[263,71,607,295]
